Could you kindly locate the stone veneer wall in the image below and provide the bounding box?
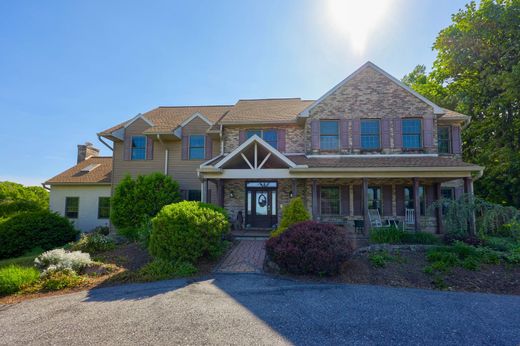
[222,125,305,154]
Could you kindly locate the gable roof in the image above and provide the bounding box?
[45,156,112,185]
[299,61,445,117]
[219,98,314,124]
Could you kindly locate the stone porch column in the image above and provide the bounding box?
[291,179,298,198]
[413,177,420,232]
[362,178,369,233]
[216,179,224,207]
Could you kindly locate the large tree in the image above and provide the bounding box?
[403,0,520,207]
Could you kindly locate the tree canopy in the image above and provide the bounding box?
[403,0,520,207]
[0,181,49,217]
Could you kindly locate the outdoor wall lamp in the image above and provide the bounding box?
[289,191,293,198]
[229,191,235,198]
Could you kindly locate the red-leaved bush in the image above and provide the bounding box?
[265,221,351,275]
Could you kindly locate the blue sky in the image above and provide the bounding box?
[0,0,470,186]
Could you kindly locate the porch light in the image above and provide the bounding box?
[289,191,293,198]
[229,191,235,198]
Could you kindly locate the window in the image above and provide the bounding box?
[98,197,110,219]
[65,197,79,219]
[189,135,205,160]
[131,136,146,160]
[320,121,339,151]
[404,186,425,216]
[438,126,451,154]
[402,119,422,149]
[320,186,340,215]
[188,190,201,201]
[368,187,382,214]
[246,129,278,149]
[441,187,455,215]
[361,119,380,149]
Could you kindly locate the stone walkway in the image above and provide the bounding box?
[214,240,266,273]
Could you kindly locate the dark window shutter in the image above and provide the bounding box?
[351,118,360,149]
[124,133,132,161]
[396,185,405,216]
[341,185,349,215]
[239,130,246,145]
[311,120,320,150]
[423,117,434,148]
[277,129,286,152]
[340,118,349,150]
[381,118,391,149]
[393,118,402,149]
[353,184,362,216]
[382,185,393,216]
[205,135,213,160]
[452,126,462,154]
[146,137,153,160]
[181,135,189,160]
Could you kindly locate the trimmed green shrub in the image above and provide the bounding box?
[271,197,310,237]
[136,259,197,282]
[370,227,441,245]
[0,265,39,296]
[38,268,85,291]
[110,173,181,235]
[198,202,229,220]
[149,201,229,263]
[70,234,115,253]
[0,211,78,259]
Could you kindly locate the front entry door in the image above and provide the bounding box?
[246,182,277,229]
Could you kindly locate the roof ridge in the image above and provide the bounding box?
[156,105,233,108]
[237,97,302,101]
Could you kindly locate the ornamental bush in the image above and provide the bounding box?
[271,197,310,237]
[148,201,229,263]
[266,221,351,275]
[0,211,78,259]
[110,173,181,235]
[370,226,441,245]
[34,249,92,275]
[70,233,115,253]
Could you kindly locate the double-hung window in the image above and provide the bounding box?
[441,187,455,215]
[437,126,451,154]
[402,119,422,149]
[361,119,380,150]
[320,121,339,151]
[98,197,110,219]
[65,197,79,219]
[320,186,340,215]
[131,136,146,160]
[368,187,382,214]
[404,186,425,216]
[189,135,205,160]
[246,129,278,149]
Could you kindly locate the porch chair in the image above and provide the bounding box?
[368,208,399,229]
[403,208,415,230]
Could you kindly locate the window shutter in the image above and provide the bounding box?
[124,133,132,161]
[239,130,246,145]
[452,126,462,154]
[351,118,361,149]
[277,129,286,152]
[340,118,349,150]
[353,184,362,216]
[381,118,391,149]
[340,185,349,215]
[205,135,213,160]
[393,118,402,149]
[146,137,153,160]
[181,134,189,160]
[396,185,405,216]
[311,120,320,150]
[382,185,393,216]
[423,117,434,148]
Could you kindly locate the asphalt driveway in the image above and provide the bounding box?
[1,274,519,346]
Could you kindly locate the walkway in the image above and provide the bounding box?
[214,240,266,273]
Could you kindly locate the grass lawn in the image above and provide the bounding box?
[0,248,44,269]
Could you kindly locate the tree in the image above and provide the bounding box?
[0,181,49,217]
[403,0,520,207]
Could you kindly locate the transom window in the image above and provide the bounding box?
[320,186,340,215]
[320,121,339,151]
[98,197,110,219]
[361,119,380,149]
[189,135,205,160]
[404,186,425,216]
[131,136,146,160]
[246,129,278,149]
[368,187,382,214]
[402,119,422,149]
[65,197,79,219]
[438,126,451,154]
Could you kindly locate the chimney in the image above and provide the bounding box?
[77,142,100,163]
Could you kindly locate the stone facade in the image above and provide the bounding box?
[222,124,304,154]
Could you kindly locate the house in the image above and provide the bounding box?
[98,61,483,235]
[44,143,112,232]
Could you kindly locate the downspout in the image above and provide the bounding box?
[97,135,113,151]
[157,134,168,175]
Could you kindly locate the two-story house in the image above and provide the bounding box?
[97,62,483,235]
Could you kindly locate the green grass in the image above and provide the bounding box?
[0,265,40,295]
[0,247,44,269]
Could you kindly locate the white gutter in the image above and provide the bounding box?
[156,134,168,175]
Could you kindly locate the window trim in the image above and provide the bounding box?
[188,134,206,160]
[97,197,110,219]
[360,119,381,150]
[65,197,79,219]
[245,129,278,149]
[320,185,341,215]
[319,120,340,151]
[131,135,147,160]
[402,118,423,149]
[437,125,452,154]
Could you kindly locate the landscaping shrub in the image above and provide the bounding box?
[38,268,85,291]
[136,259,197,282]
[271,197,310,237]
[90,225,110,236]
[110,173,180,235]
[0,211,78,259]
[198,202,229,220]
[0,181,49,218]
[425,241,502,273]
[265,221,351,275]
[34,249,92,274]
[149,201,229,263]
[0,265,39,296]
[70,233,115,253]
[370,227,440,245]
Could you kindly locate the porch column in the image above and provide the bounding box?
[312,179,318,221]
[201,179,209,203]
[362,178,369,233]
[413,177,420,232]
[434,182,443,234]
[464,177,476,235]
[216,179,224,207]
[291,179,298,198]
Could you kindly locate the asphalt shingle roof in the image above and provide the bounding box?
[45,157,112,185]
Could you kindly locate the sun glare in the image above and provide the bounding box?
[327,0,394,54]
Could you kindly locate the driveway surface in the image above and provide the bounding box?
[1,274,519,346]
